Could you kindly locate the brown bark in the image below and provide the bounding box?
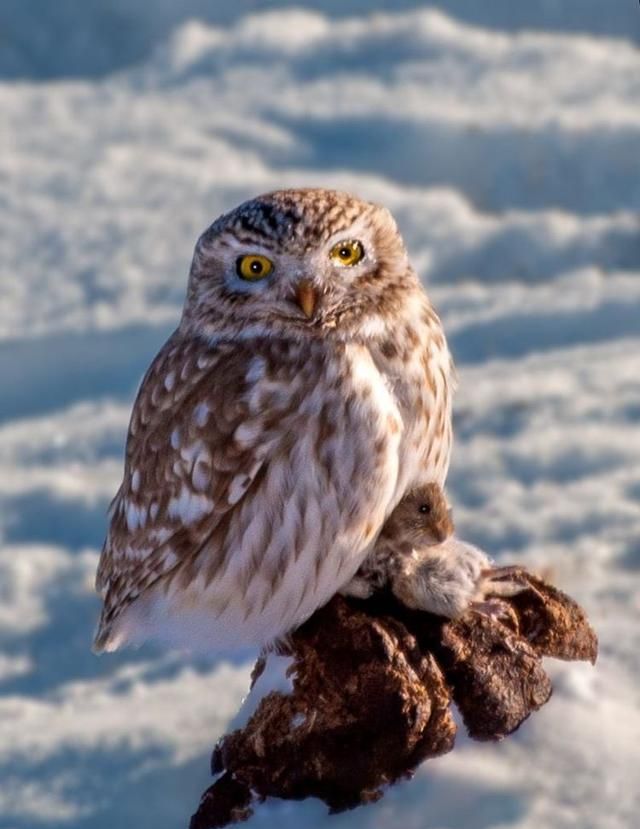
[191,570,597,828]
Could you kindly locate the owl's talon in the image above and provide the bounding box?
[470,599,511,621]
[340,575,377,600]
[479,568,529,600]
[480,565,527,582]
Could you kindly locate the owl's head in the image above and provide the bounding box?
[381,483,453,548]
[181,189,422,342]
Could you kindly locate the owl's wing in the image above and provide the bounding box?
[94,333,280,643]
[95,331,399,652]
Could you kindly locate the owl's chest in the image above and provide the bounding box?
[327,341,447,509]
[369,336,453,493]
[335,343,404,474]
[285,342,400,521]
[258,341,402,508]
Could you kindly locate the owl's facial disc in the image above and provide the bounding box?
[185,189,419,339]
[288,236,366,321]
[232,252,320,319]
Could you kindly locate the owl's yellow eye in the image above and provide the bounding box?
[329,239,365,267]
[236,254,274,281]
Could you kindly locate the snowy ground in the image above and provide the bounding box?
[1,3,639,828]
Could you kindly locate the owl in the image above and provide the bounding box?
[348,482,523,619]
[93,188,454,654]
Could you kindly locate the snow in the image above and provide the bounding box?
[1,2,639,828]
[230,653,297,732]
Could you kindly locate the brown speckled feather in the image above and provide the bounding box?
[93,188,454,653]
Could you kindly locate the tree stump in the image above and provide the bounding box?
[191,569,597,828]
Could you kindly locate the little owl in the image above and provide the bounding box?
[93,189,454,653]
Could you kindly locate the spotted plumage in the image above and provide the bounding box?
[93,188,454,653]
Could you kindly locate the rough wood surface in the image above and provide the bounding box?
[191,571,597,828]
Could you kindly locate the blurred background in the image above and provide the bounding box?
[1,1,639,827]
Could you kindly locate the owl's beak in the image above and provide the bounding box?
[294,280,318,318]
